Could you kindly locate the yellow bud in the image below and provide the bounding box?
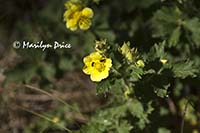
[160,59,167,64]
[136,60,145,68]
[120,42,135,61]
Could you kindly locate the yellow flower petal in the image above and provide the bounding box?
[90,70,109,82]
[79,18,91,30]
[83,65,92,75]
[90,72,102,82]
[81,7,94,18]
[83,55,92,65]
[89,52,102,60]
[105,58,112,68]
[66,19,78,30]
[63,10,72,19]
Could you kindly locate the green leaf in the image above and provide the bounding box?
[128,99,150,129]
[184,17,200,47]
[168,27,181,47]
[151,6,182,38]
[82,104,128,133]
[172,61,198,79]
[4,63,37,84]
[96,79,111,94]
[116,120,133,133]
[158,127,171,133]
[154,84,170,98]
[147,41,167,61]
[128,65,144,82]
[40,63,56,81]
[96,30,116,42]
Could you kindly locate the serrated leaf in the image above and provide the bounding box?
[128,100,150,129]
[154,84,170,98]
[96,79,111,94]
[168,27,181,47]
[148,41,167,61]
[172,61,197,79]
[184,17,200,47]
[151,7,182,38]
[116,120,133,133]
[128,66,144,82]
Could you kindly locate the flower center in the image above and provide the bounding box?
[91,59,106,72]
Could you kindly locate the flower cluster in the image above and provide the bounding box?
[63,1,94,31]
[83,52,112,82]
[119,42,145,67]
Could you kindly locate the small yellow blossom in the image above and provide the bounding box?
[63,2,94,31]
[136,60,145,68]
[52,117,60,123]
[83,52,112,82]
[119,42,137,62]
[160,59,168,64]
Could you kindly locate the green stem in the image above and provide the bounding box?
[19,106,72,133]
[180,97,189,133]
[24,85,83,115]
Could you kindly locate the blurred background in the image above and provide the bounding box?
[0,0,200,132]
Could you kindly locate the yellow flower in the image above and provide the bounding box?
[136,60,145,68]
[63,2,94,31]
[119,42,137,62]
[83,52,112,82]
[160,59,167,64]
